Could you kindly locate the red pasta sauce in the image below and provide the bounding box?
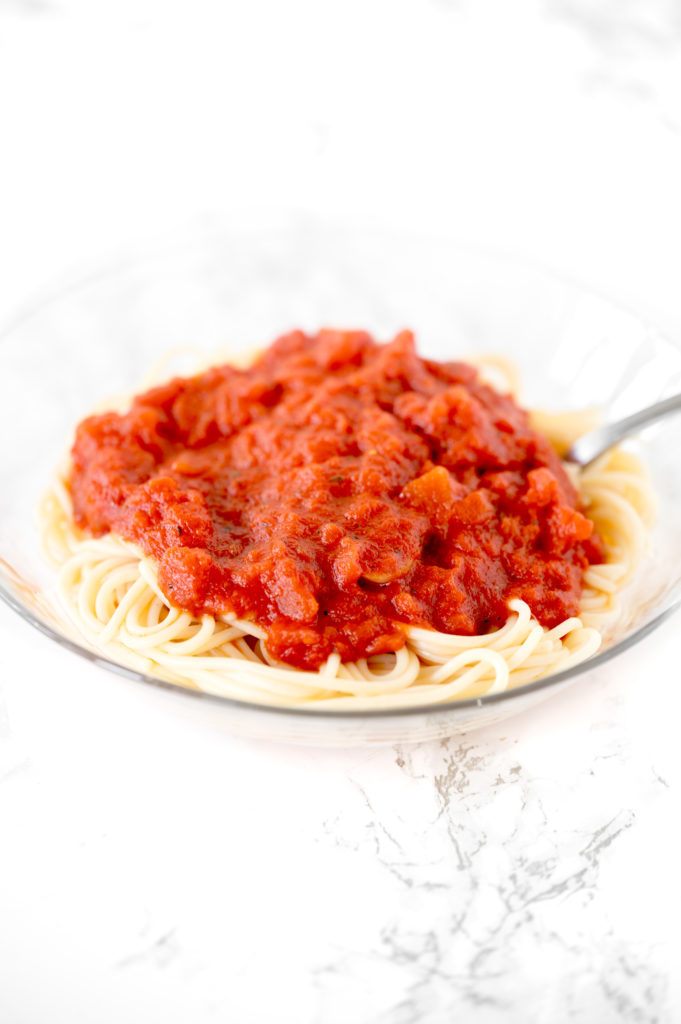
[69,330,604,669]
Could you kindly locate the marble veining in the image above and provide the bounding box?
[279,710,672,1023]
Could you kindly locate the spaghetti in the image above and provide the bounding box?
[40,332,654,710]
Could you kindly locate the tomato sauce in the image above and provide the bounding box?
[69,330,603,669]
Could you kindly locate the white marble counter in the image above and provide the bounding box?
[1,1,681,1021]
[1,604,679,1023]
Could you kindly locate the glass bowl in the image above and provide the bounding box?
[2,221,681,746]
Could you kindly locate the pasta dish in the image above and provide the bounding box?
[40,329,653,709]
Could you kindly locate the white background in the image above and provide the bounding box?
[1,2,681,1022]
